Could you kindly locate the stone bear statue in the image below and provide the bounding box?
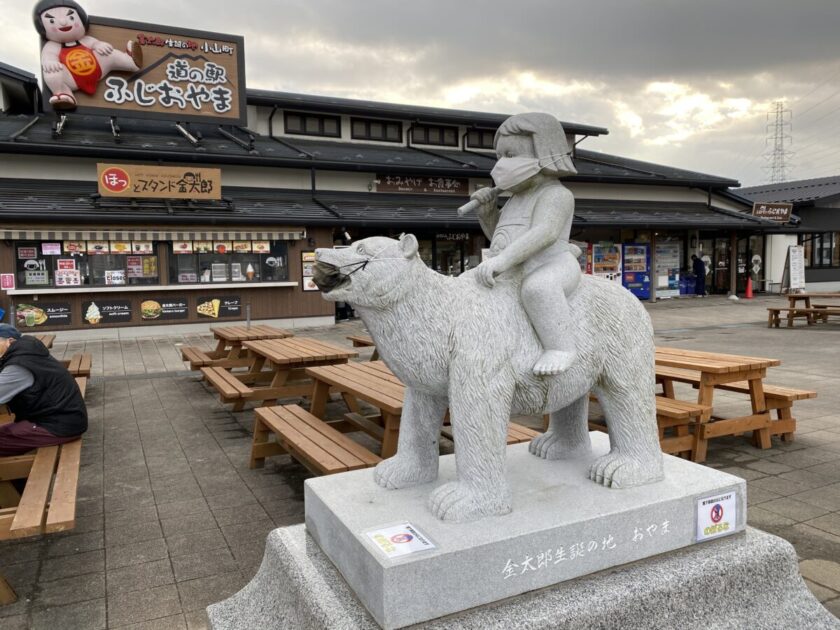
[314,234,664,522]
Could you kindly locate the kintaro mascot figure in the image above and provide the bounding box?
[313,113,664,523]
[34,0,142,111]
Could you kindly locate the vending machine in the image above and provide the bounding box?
[622,243,651,299]
[589,242,623,284]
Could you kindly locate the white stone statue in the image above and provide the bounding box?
[313,238,664,523]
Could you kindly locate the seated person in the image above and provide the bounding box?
[0,325,87,457]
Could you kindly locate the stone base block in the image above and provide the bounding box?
[207,525,839,629]
[304,434,747,628]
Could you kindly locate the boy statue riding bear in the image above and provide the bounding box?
[467,112,581,375]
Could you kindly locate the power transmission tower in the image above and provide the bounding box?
[764,101,793,183]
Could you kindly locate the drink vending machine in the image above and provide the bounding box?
[622,243,651,299]
[589,242,623,284]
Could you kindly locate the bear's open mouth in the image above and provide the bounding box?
[312,261,350,293]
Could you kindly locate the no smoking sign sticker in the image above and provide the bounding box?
[696,492,738,542]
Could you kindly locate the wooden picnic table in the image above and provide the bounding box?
[209,325,293,368]
[655,347,781,460]
[783,292,840,326]
[346,335,379,361]
[202,337,357,410]
[33,334,55,349]
[306,361,540,459]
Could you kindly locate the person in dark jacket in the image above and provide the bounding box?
[0,325,87,456]
[691,254,707,296]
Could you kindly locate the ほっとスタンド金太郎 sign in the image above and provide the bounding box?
[34,1,246,124]
[97,163,221,200]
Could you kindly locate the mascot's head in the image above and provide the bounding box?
[313,234,419,308]
[34,0,90,42]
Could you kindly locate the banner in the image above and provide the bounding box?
[98,164,221,199]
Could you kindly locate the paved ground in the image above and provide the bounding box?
[2,294,840,628]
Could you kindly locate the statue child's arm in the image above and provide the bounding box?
[477,203,500,240]
[491,188,572,273]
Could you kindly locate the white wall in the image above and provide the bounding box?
[0,84,7,113]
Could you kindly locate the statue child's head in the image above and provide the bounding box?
[34,0,89,43]
[491,113,577,191]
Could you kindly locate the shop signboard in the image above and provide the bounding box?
[41,243,62,256]
[376,175,468,195]
[126,256,144,278]
[17,247,37,260]
[301,251,319,291]
[105,269,126,285]
[82,300,131,325]
[24,270,49,285]
[252,241,270,254]
[0,274,14,290]
[97,164,222,200]
[57,259,76,270]
[110,240,131,254]
[233,241,252,253]
[55,269,82,286]
[63,241,86,254]
[35,8,246,124]
[140,297,188,321]
[622,244,650,299]
[194,241,213,253]
[173,241,194,254]
[87,240,109,255]
[196,296,240,318]
[131,241,154,254]
[751,202,792,223]
[16,302,72,328]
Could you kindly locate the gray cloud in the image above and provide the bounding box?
[3,0,840,185]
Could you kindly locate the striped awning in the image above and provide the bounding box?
[0,228,306,241]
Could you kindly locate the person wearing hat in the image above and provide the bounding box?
[0,325,87,456]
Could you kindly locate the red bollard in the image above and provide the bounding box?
[745,277,753,299]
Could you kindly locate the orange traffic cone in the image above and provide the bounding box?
[745,276,753,299]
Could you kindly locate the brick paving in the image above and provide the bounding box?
[1,295,839,628]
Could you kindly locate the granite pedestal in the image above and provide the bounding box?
[207,526,839,629]
[304,433,745,628]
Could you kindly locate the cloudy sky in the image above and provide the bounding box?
[4,0,840,187]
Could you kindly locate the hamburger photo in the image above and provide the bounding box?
[141,300,162,320]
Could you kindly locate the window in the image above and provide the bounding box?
[284,112,341,138]
[351,118,402,142]
[411,124,458,147]
[800,233,840,268]
[169,241,289,284]
[14,241,159,288]
[467,129,496,150]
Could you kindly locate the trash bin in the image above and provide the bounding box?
[680,276,696,295]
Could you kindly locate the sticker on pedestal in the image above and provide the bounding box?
[366,523,436,558]
[696,492,737,541]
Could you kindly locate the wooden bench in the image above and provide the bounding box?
[201,366,254,403]
[656,366,814,442]
[181,346,214,370]
[346,335,379,361]
[250,404,381,474]
[62,353,92,376]
[589,395,711,462]
[767,307,840,328]
[1,375,87,605]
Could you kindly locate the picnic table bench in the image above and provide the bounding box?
[301,361,539,461]
[28,334,55,349]
[768,306,840,328]
[588,395,711,462]
[654,347,815,459]
[61,353,92,377]
[0,375,87,605]
[203,337,358,411]
[181,325,293,370]
[346,335,379,361]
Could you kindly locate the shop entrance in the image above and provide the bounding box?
[698,237,731,294]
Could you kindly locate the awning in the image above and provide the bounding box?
[0,228,306,241]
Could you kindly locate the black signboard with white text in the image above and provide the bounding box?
[15,302,72,328]
[141,298,188,321]
[196,296,241,318]
[81,300,132,325]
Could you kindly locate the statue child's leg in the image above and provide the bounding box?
[428,366,514,522]
[373,387,447,490]
[522,265,576,375]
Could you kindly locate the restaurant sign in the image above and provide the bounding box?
[35,3,246,124]
[751,202,792,223]
[376,175,468,195]
[97,164,222,199]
